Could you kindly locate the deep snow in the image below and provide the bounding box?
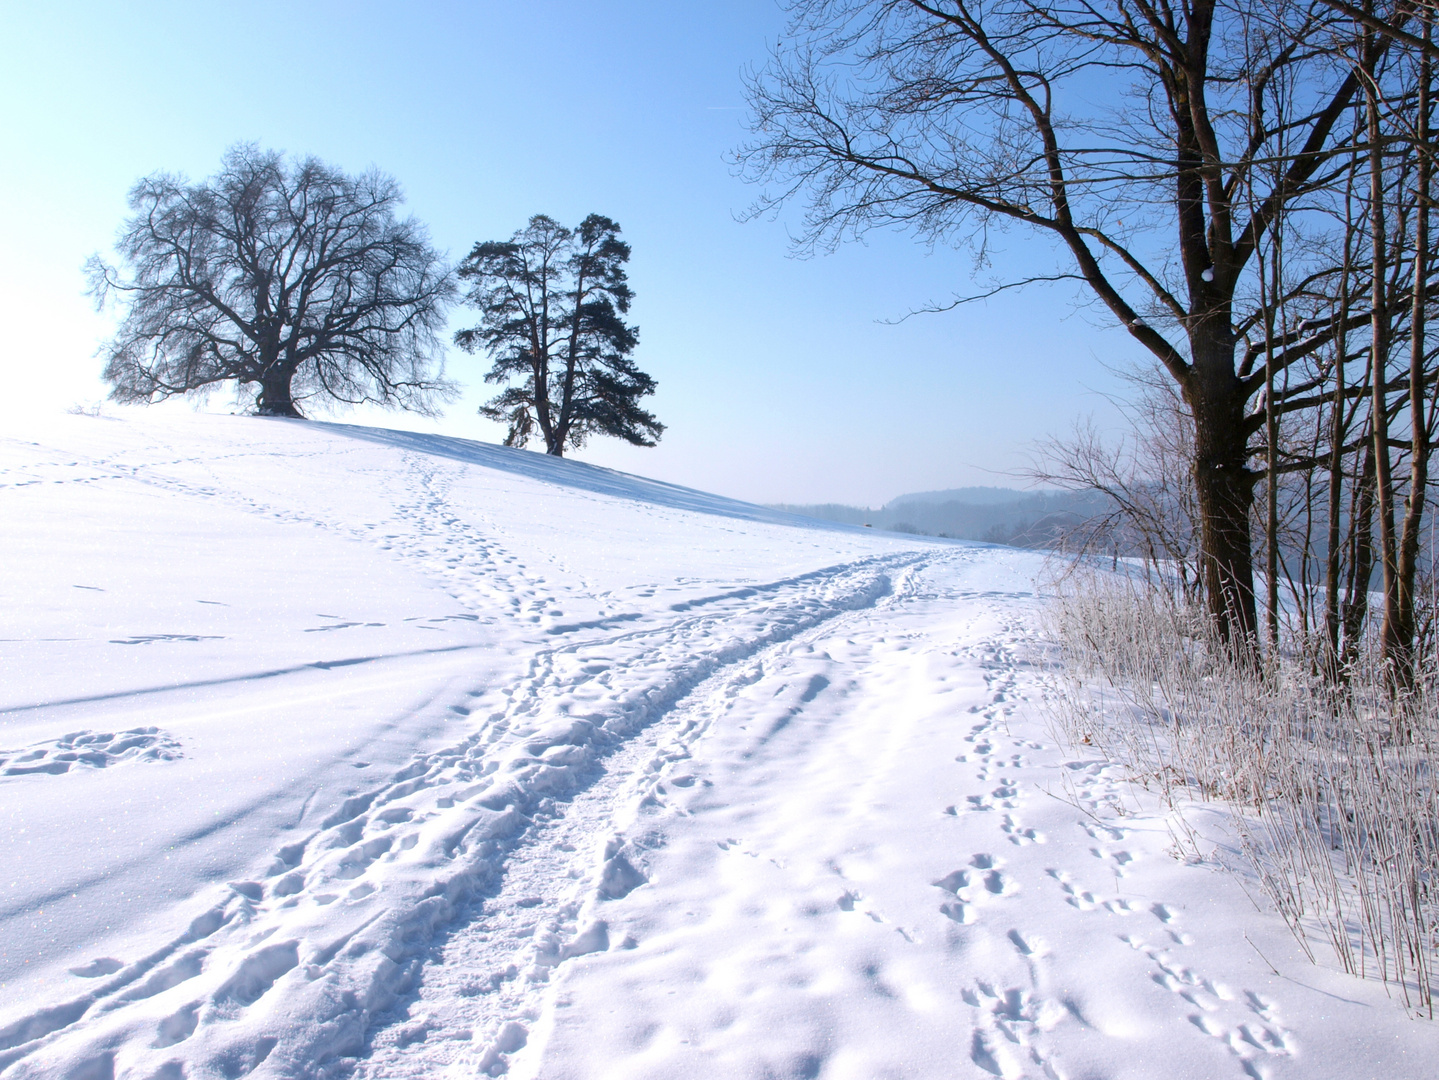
[0,413,1429,1079]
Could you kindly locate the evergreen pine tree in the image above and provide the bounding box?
[454,214,663,456]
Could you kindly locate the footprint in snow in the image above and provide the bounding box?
[0,727,182,777]
[990,780,1020,806]
[964,982,1065,1078]
[1001,815,1043,845]
[981,868,1012,895]
[68,957,124,978]
[1143,942,1292,1069]
[1048,869,1099,911]
[933,869,973,924]
[1090,846,1136,876]
[153,1002,200,1048]
[1007,929,1048,957]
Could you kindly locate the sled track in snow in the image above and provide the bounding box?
[0,544,943,1079]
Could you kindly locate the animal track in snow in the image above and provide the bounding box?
[1007,928,1048,958]
[962,980,1066,1080]
[1047,869,1100,912]
[933,854,1018,927]
[989,780,1020,806]
[1134,938,1292,1075]
[968,853,1017,896]
[1000,815,1043,845]
[1082,821,1126,843]
[932,869,975,925]
[1090,846,1136,877]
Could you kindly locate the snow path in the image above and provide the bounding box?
[6,548,921,1079]
[504,554,1430,1080]
[353,552,945,1079]
[0,414,1429,1079]
[0,414,935,1079]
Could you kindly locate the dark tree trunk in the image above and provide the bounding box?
[1324,247,1355,678]
[1387,34,1432,697]
[1188,320,1259,647]
[1366,75,1405,694]
[1324,358,1347,675]
[1342,437,1378,667]
[256,364,302,417]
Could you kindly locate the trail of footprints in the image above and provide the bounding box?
[1122,928,1295,1077]
[64,444,587,632]
[0,525,927,1078]
[940,650,1293,1080]
[4,520,1303,1080]
[354,590,949,1077]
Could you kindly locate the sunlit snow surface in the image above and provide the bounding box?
[0,413,1427,1079]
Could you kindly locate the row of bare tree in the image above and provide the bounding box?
[741,0,1438,686]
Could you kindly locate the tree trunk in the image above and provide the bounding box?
[1342,436,1378,668]
[1367,71,1404,689]
[1388,32,1431,698]
[256,364,302,417]
[1264,243,1281,651]
[1324,252,1354,678]
[1188,322,1259,648]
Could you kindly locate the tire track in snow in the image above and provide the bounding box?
[0,545,938,1079]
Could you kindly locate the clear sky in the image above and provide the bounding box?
[0,0,1144,507]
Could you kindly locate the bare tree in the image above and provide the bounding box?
[1385,18,1435,691]
[90,144,456,418]
[738,0,1418,646]
[1030,370,1203,597]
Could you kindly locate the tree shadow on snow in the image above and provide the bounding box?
[319,421,936,537]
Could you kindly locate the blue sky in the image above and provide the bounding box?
[0,1,1143,506]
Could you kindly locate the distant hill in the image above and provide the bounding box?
[769,487,1112,547]
[882,486,1036,507]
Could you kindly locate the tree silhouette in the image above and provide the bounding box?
[455,214,663,456]
[91,144,455,418]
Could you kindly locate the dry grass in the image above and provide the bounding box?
[1047,573,1439,1016]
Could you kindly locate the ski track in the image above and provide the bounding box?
[0,432,935,1079]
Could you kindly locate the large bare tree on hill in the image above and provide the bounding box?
[91,144,456,418]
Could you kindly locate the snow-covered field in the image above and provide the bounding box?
[0,413,1428,1079]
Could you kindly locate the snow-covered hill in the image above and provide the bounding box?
[0,414,1426,1079]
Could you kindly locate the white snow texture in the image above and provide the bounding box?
[0,413,1428,1080]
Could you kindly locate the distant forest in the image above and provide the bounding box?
[769,488,1112,547]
